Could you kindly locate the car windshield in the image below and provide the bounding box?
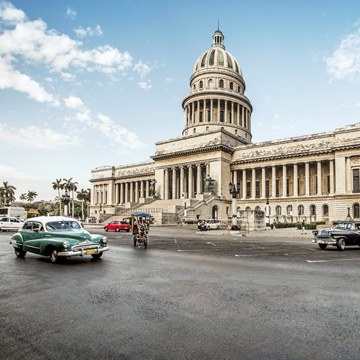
[45,221,81,231]
[333,223,356,230]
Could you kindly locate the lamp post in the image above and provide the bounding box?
[229,182,240,231]
[184,202,187,225]
[265,195,270,227]
[62,190,71,216]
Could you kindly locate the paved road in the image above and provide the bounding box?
[1,226,360,360]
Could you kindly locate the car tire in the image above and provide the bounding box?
[14,248,26,258]
[337,238,346,251]
[50,249,59,263]
[91,252,103,259]
[115,227,120,232]
[319,243,327,250]
[126,229,130,232]
[105,227,108,232]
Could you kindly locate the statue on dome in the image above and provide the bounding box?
[205,174,215,194]
[149,179,157,196]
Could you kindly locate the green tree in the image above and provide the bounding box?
[0,181,17,206]
[27,191,38,203]
[77,188,90,220]
[19,193,28,202]
[52,179,64,215]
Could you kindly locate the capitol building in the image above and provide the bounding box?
[90,29,360,225]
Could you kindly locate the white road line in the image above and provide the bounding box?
[306,257,360,263]
[206,242,216,246]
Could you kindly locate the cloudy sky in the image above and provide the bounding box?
[1,0,360,201]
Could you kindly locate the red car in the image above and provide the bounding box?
[104,221,130,232]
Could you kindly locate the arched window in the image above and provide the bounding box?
[208,79,213,88]
[209,50,215,66]
[219,79,224,88]
[193,128,196,134]
[287,205,293,216]
[245,206,251,211]
[323,204,329,216]
[206,126,209,131]
[201,53,207,67]
[354,203,360,218]
[235,130,237,135]
[230,82,233,90]
[310,205,316,216]
[276,206,281,216]
[193,84,196,90]
[298,205,304,215]
[199,81,203,88]
[238,86,240,93]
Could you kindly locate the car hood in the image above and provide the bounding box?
[45,229,94,243]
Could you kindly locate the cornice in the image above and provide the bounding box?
[152,144,234,161]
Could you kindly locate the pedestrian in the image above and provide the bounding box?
[301,219,306,235]
[273,220,277,231]
[178,219,180,226]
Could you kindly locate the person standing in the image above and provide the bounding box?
[301,219,306,235]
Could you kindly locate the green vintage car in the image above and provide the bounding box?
[10,216,109,263]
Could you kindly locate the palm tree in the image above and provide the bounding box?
[70,181,78,217]
[52,179,64,215]
[63,178,77,216]
[0,181,16,206]
[27,191,38,203]
[19,193,28,202]
[77,188,89,220]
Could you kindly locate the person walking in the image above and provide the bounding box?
[301,219,306,235]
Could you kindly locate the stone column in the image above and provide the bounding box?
[305,162,310,196]
[346,157,351,193]
[317,161,322,196]
[217,100,220,122]
[183,106,187,128]
[233,169,237,187]
[164,169,169,200]
[261,167,266,199]
[172,168,177,199]
[272,166,276,198]
[196,101,200,123]
[224,101,228,123]
[282,165,287,197]
[242,169,246,199]
[210,99,213,122]
[180,167,184,198]
[140,181,144,199]
[124,183,128,203]
[197,164,202,195]
[129,182,133,203]
[241,106,245,127]
[231,101,234,124]
[134,182,139,203]
[293,164,298,197]
[251,168,256,199]
[329,160,335,195]
[188,166,193,198]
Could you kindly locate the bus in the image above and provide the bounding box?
[25,209,40,219]
[0,206,25,219]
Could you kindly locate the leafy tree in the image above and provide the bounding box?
[27,191,38,203]
[0,181,16,206]
[77,188,90,220]
[19,193,28,202]
[52,179,64,216]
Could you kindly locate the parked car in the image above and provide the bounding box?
[10,216,109,263]
[0,216,23,231]
[204,219,221,230]
[104,221,130,232]
[312,221,360,250]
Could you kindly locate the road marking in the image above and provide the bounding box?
[306,257,360,263]
[206,242,216,246]
[177,250,206,252]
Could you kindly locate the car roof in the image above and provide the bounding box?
[24,216,79,224]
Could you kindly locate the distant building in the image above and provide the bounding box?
[90,29,360,224]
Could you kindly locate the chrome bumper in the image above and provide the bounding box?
[58,246,109,257]
[312,238,337,245]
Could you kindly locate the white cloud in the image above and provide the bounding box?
[138,81,152,90]
[63,95,84,110]
[74,24,103,38]
[0,57,57,104]
[66,7,76,20]
[166,77,174,82]
[325,25,360,82]
[0,1,25,23]
[133,60,151,78]
[0,123,81,149]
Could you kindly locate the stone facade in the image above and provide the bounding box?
[90,29,360,225]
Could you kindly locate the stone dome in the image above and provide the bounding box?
[193,47,243,77]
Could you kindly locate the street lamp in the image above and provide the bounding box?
[184,202,187,225]
[229,182,240,231]
[265,195,270,227]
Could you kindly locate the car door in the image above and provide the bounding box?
[10,217,21,231]
[22,222,44,254]
[0,217,10,230]
[109,221,116,231]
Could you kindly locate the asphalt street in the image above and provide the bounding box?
[1,225,360,360]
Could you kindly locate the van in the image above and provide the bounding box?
[204,219,221,230]
[0,216,23,231]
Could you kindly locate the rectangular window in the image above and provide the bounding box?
[265,180,269,198]
[276,179,279,197]
[199,111,203,122]
[286,178,290,197]
[353,169,360,193]
[246,182,251,198]
[256,181,260,198]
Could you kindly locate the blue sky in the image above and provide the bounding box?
[1,0,360,200]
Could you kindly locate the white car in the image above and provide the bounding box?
[0,216,23,231]
[204,219,221,230]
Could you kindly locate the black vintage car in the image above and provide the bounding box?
[312,221,360,250]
